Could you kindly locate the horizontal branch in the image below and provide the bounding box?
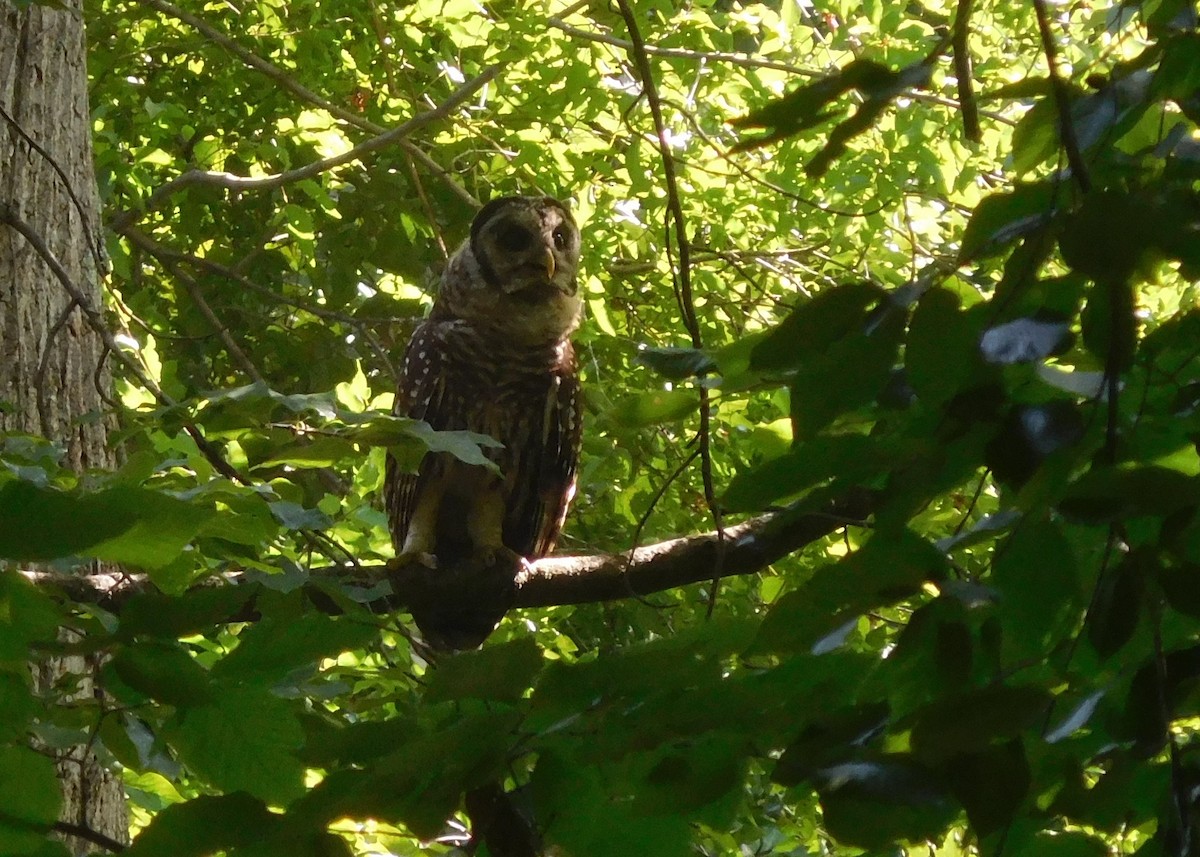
[108,63,500,232]
[21,491,874,617]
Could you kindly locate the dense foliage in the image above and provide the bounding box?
[3,0,1200,854]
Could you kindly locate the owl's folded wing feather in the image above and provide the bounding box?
[502,364,582,560]
[384,322,448,549]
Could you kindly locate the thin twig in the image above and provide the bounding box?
[52,821,127,853]
[108,64,501,231]
[0,102,106,275]
[0,202,246,484]
[36,299,80,436]
[619,447,701,607]
[121,227,402,387]
[140,0,379,134]
[1032,0,1091,193]
[135,0,479,209]
[165,261,268,385]
[952,0,981,142]
[613,1,727,616]
[547,17,818,77]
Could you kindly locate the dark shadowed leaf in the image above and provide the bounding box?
[990,519,1079,660]
[788,303,905,440]
[0,746,61,841]
[109,641,214,708]
[941,741,1030,835]
[815,757,955,850]
[757,530,947,653]
[635,346,716,380]
[750,282,883,372]
[424,637,544,703]
[170,687,306,805]
[959,183,1057,261]
[1080,278,1137,372]
[722,434,877,511]
[1088,548,1151,660]
[123,793,275,857]
[0,572,62,660]
[1060,465,1200,522]
[118,586,261,639]
[986,402,1085,488]
[906,289,985,405]
[911,685,1049,763]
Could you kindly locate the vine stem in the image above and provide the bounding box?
[1032,0,1091,193]
[613,1,727,613]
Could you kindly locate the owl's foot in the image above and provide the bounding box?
[472,545,530,572]
[391,550,438,570]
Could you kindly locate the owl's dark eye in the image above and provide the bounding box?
[552,228,568,250]
[496,224,533,252]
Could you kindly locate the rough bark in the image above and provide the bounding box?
[0,1,129,852]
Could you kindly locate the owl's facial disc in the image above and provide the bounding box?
[472,197,579,300]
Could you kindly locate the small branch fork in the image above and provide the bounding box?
[613,1,728,614]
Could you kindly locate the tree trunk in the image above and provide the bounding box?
[1,1,129,852]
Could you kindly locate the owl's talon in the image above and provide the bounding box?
[394,550,438,570]
[472,545,527,570]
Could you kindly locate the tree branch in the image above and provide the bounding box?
[108,63,501,231]
[21,491,875,615]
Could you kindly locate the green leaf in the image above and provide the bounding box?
[213,613,377,686]
[722,434,877,511]
[293,710,518,839]
[990,519,1079,660]
[756,530,947,653]
[0,671,35,742]
[941,741,1031,835]
[632,735,747,825]
[170,687,306,805]
[1088,547,1150,660]
[423,636,544,703]
[607,389,696,427]
[531,750,694,857]
[118,586,260,638]
[0,482,212,568]
[906,289,985,405]
[123,793,275,857]
[0,746,62,848]
[109,641,214,707]
[750,282,883,372]
[789,303,905,440]
[0,572,62,662]
[1060,465,1199,522]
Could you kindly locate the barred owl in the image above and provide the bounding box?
[385,196,583,649]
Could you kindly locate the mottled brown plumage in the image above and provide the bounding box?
[385,196,583,649]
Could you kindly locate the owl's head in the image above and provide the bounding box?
[436,196,583,343]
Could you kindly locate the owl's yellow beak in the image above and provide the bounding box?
[543,248,556,280]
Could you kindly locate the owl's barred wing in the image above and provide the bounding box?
[384,323,448,548]
[502,370,582,560]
